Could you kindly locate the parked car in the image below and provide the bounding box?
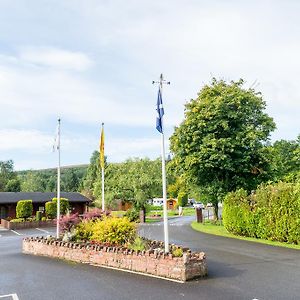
[193,202,204,209]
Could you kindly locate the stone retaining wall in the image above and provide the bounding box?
[23,237,207,282]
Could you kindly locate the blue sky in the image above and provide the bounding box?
[0,0,299,170]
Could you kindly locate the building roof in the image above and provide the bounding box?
[0,192,91,204]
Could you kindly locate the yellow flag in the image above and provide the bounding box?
[100,125,105,169]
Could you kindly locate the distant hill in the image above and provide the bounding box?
[17,164,89,175]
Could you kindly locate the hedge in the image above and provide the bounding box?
[45,198,70,219]
[16,200,33,219]
[223,182,300,244]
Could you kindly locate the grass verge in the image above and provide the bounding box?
[191,221,300,250]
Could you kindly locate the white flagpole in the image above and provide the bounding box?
[161,121,169,253]
[154,73,170,253]
[56,118,61,239]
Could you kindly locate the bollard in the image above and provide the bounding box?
[139,209,146,223]
[196,207,203,223]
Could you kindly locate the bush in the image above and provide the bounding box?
[10,218,25,223]
[90,217,136,245]
[16,200,33,219]
[83,208,110,220]
[45,201,56,219]
[75,220,95,241]
[41,216,47,221]
[223,182,300,244]
[36,211,42,221]
[127,236,148,251]
[177,192,188,207]
[59,213,80,233]
[52,198,69,215]
[124,208,140,222]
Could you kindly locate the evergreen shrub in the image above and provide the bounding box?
[16,200,33,219]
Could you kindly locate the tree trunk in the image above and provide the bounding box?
[213,202,219,220]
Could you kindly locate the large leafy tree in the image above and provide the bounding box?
[93,158,162,210]
[170,79,276,216]
[0,160,18,191]
[269,136,300,181]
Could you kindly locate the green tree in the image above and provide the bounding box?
[0,160,17,191]
[5,178,21,192]
[93,158,162,210]
[270,136,300,180]
[170,79,276,217]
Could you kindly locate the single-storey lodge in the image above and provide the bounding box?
[0,192,91,221]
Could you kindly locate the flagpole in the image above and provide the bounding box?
[101,123,105,211]
[56,118,61,239]
[153,73,170,253]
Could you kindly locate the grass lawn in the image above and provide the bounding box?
[191,221,300,250]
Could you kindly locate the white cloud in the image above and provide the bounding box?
[19,47,93,71]
[0,129,53,152]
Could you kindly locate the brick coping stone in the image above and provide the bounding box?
[22,237,208,282]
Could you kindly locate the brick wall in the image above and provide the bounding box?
[23,237,207,282]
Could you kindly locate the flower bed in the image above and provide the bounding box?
[1,219,54,230]
[22,237,207,282]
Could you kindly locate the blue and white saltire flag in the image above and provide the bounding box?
[156,88,164,133]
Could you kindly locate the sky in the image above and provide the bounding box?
[0,0,299,170]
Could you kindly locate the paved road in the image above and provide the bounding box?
[0,218,299,300]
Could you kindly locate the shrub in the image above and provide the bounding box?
[41,216,46,221]
[52,198,70,215]
[59,213,80,233]
[16,200,33,219]
[172,247,183,257]
[124,208,140,222]
[83,208,110,221]
[223,182,300,244]
[90,217,136,245]
[10,218,25,223]
[177,192,188,207]
[36,211,42,221]
[75,220,95,241]
[45,201,56,219]
[127,236,148,251]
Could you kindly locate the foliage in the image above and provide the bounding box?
[16,200,33,219]
[36,211,42,221]
[172,247,183,257]
[177,192,188,207]
[0,160,18,192]
[170,79,276,217]
[124,208,140,222]
[59,213,80,233]
[45,201,57,219]
[52,198,70,215]
[127,236,148,251]
[18,165,87,192]
[223,182,300,244]
[90,217,136,245]
[83,208,110,220]
[269,137,300,181]
[88,158,163,210]
[75,220,95,241]
[5,179,21,192]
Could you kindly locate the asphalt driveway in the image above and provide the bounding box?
[0,217,299,299]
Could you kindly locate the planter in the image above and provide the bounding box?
[23,237,207,282]
[1,219,55,230]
